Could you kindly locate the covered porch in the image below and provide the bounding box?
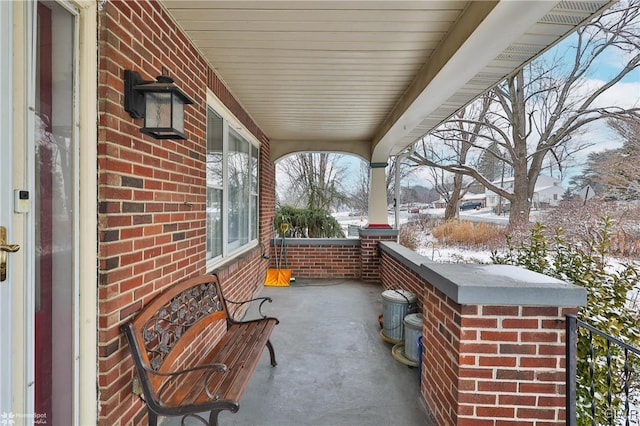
[167,278,432,426]
[159,236,585,425]
[93,1,609,425]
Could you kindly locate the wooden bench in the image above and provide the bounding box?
[121,273,279,426]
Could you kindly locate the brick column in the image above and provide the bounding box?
[424,300,577,425]
[359,227,397,282]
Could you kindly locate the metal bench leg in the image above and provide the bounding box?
[209,410,221,426]
[147,410,158,426]
[266,339,277,367]
[180,413,212,426]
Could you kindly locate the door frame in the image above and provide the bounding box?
[0,0,15,415]
[73,1,98,423]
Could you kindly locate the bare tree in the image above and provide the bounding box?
[349,154,414,215]
[412,96,491,220]
[349,161,370,214]
[579,116,640,200]
[408,0,640,227]
[277,152,349,211]
[425,166,472,218]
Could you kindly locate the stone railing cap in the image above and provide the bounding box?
[379,241,586,307]
[419,262,587,306]
[358,227,398,237]
[272,238,359,246]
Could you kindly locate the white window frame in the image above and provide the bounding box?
[206,90,260,269]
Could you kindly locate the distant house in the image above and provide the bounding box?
[485,174,565,209]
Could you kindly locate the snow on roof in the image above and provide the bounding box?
[487,174,564,194]
[535,185,562,192]
[462,193,486,201]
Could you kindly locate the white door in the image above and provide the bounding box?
[1,2,79,424]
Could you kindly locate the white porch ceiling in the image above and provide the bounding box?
[161,0,612,162]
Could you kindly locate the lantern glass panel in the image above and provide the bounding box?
[172,95,185,134]
[145,92,172,129]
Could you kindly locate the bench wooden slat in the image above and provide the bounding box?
[227,321,277,397]
[171,319,276,407]
[209,320,277,402]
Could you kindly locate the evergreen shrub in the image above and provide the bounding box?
[491,219,640,424]
[275,205,345,238]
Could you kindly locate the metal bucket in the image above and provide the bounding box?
[381,289,417,341]
[403,313,422,362]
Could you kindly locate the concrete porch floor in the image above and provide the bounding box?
[165,278,433,426]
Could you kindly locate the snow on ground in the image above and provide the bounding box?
[335,207,504,263]
[413,230,495,263]
[334,208,640,305]
[417,245,495,264]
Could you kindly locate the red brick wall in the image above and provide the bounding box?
[456,305,574,425]
[97,1,274,424]
[380,249,574,426]
[379,252,425,306]
[423,285,461,425]
[269,239,361,278]
[269,230,397,281]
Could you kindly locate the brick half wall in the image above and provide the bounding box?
[379,242,586,426]
[270,238,360,279]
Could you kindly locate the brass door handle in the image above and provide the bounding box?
[0,226,20,282]
[1,244,20,253]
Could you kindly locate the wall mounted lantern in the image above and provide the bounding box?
[124,70,195,140]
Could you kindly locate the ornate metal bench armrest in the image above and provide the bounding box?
[151,363,228,404]
[226,296,273,320]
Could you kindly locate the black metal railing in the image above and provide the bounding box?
[566,314,640,425]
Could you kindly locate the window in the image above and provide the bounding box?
[206,100,259,264]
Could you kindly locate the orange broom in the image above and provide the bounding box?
[265,223,291,286]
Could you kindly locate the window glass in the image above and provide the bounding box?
[251,146,259,240]
[251,145,258,194]
[206,104,258,263]
[206,109,223,260]
[228,129,250,248]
